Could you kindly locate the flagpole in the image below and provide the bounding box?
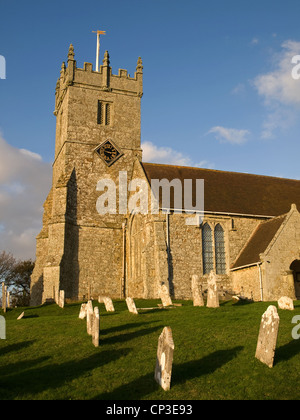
[92,30,106,72]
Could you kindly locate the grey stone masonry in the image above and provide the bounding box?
[255,305,280,368]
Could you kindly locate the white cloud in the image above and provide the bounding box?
[253,40,300,138]
[0,135,52,259]
[208,126,250,145]
[141,141,214,168]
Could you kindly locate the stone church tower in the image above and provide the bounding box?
[30,45,143,305]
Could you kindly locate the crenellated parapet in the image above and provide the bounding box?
[54,44,143,116]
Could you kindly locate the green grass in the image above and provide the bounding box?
[0,299,300,400]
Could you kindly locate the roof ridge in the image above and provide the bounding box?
[141,161,300,182]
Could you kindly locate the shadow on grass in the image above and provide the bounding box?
[101,326,163,346]
[0,340,36,356]
[101,321,160,336]
[275,339,300,365]
[0,348,132,400]
[94,346,243,400]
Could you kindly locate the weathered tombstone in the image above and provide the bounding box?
[255,305,280,368]
[126,297,139,314]
[17,312,25,320]
[98,296,105,303]
[154,327,175,391]
[278,296,294,311]
[160,284,173,307]
[7,291,10,309]
[206,271,219,308]
[0,315,6,339]
[86,300,94,335]
[92,306,100,347]
[191,274,204,307]
[59,290,65,308]
[79,303,87,319]
[103,297,115,312]
[2,283,7,313]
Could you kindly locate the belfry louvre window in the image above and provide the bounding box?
[214,224,226,274]
[97,101,112,126]
[202,223,214,274]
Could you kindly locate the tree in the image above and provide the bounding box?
[0,251,16,283]
[8,260,35,307]
[0,251,34,307]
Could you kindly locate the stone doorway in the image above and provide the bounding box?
[290,260,300,299]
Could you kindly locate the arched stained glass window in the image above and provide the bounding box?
[202,223,214,274]
[215,224,226,274]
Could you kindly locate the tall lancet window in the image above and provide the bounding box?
[215,224,226,274]
[202,223,214,274]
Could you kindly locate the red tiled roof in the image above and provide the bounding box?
[141,162,300,217]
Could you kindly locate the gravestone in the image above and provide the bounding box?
[103,297,115,312]
[278,296,294,311]
[206,271,219,308]
[160,284,173,307]
[86,300,94,335]
[79,303,87,319]
[255,305,280,368]
[17,312,25,320]
[126,297,138,314]
[191,274,204,307]
[92,306,100,347]
[154,327,175,391]
[58,290,65,308]
[2,283,7,313]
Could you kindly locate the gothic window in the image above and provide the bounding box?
[202,223,214,274]
[214,224,226,274]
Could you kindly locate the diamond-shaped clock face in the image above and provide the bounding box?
[95,140,122,166]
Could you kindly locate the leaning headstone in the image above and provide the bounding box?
[278,296,294,311]
[160,284,173,307]
[191,275,204,307]
[126,297,138,315]
[17,312,25,320]
[79,303,87,319]
[206,271,219,308]
[154,326,175,391]
[255,305,280,368]
[92,306,100,347]
[103,297,115,312]
[6,291,10,309]
[86,300,94,335]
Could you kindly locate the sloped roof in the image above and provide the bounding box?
[231,214,287,269]
[141,162,300,217]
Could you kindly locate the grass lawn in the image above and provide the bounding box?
[0,299,299,400]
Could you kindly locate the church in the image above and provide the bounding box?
[30,44,300,305]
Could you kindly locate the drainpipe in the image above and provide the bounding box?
[121,221,126,298]
[257,263,263,301]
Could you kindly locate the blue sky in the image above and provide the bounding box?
[1,0,300,258]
